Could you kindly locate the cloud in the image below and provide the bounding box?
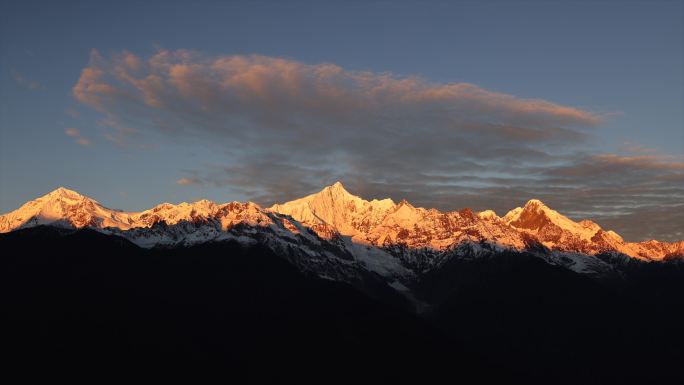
[64,127,92,146]
[591,204,684,242]
[12,70,42,90]
[65,107,81,118]
[176,177,202,186]
[620,144,659,154]
[548,154,684,178]
[72,49,683,241]
[98,119,140,147]
[73,49,599,145]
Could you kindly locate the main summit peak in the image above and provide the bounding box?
[44,186,87,199]
[523,199,548,209]
[35,187,97,205]
[324,181,349,192]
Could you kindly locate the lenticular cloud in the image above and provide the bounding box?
[74,49,599,145]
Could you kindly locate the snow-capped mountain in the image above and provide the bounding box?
[0,187,134,232]
[0,186,414,303]
[271,182,532,273]
[501,198,684,261]
[272,183,682,264]
[1,183,682,299]
[269,183,682,277]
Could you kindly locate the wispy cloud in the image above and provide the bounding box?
[12,70,42,90]
[64,127,92,146]
[176,177,202,186]
[65,107,81,118]
[72,49,683,241]
[620,143,659,154]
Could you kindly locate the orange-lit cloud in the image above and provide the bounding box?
[594,153,684,170]
[550,153,684,177]
[64,127,92,146]
[73,49,600,135]
[620,144,659,154]
[176,177,201,186]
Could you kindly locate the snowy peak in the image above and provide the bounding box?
[43,186,89,200]
[504,199,583,233]
[501,199,662,259]
[0,187,132,233]
[276,181,358,205]
[271,186,526,253]
[505,199,556,230]
[524,198,547,209]
[35,186,98,207]
[477,210,498,220]
[269,182,395,236]
[133,200,220,227]
[131,200,276,231]
[509,199,552,216]
[318,181,363,204]
[327,181,349,193]
[505,199,605,241]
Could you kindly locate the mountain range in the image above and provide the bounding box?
[2,182,682,307]
[3,183,684,383]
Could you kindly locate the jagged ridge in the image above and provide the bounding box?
[1,183,682,287]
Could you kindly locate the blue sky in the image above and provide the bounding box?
[1,0,683,240]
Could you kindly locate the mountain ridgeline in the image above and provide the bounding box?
[2,183,683,383]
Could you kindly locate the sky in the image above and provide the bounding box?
[1,0,683,241]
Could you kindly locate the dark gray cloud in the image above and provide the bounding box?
[73,49,683,242]
[591,205,684,242]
